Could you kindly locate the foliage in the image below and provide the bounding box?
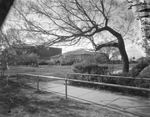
[129,57,150,77]
[39,60,49,65]
[138,65,150,78]
[21,53,39,67]
[0,48,18,65]
[77,53,110,64]
[73,62,108,75]
[68,74,150,97]
[94,53,110,64]
[0,78,127,117]
[109,60,122,64]
[61,58,74,66]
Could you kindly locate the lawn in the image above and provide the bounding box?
[6,65,74,78]
[0,78,130,117]
[5,63,137,77]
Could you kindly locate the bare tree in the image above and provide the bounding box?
[13,0,135,73]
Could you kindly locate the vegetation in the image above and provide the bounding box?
[74,62,108,75]
[70,58,150,96]
[129,57,150,77]
[4,64,150,97]
[0,78,129,117]
[21,53,39,67]
[0,0,149,116]
[11,0,137,73]
[68,73,150,97]
[85,53,110,64]
[61,59,74,66]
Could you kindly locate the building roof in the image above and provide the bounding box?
[63,49,95,56]
[50,54,62,59]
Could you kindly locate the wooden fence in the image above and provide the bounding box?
[17,73,150,100]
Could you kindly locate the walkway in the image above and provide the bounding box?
[25,81,150,117]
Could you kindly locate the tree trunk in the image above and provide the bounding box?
[117,35,129,73]
[106,26,129,73]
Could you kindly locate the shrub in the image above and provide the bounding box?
[109,60,122,64]
[94,53,110,64]
[138,65,150,78]
[21,53,39,66]
[83,53,110,64]
[73,62,108,74]
[39,60,49,65]
[68,74,150,97]
[61,59,74,66]
[69,59,150,97]
[129,57,150,77]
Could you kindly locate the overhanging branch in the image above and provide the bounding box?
[96,42,118,51]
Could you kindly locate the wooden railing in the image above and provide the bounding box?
[16,73,150,100]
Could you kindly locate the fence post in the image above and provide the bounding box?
[37,76,39,91]
[65,78,68,100]
[17,74,19,83]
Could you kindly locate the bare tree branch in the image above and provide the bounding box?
[12,0,131,72]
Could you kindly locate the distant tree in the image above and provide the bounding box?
[22,53,39,67]
[83,53,109,64]
[0,47,17,76]
[94,53,110,64]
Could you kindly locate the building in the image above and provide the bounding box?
[13,44,62,59]
[49,49,109,64]
[62,49,94,62]
[32,45,62,59]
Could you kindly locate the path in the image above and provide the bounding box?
[23,80,150,117]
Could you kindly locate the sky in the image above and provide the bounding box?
[4,0,147,59]
[48,0,144,55]
[54,0,147,60]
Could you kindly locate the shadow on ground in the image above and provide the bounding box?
[0,77,129,117]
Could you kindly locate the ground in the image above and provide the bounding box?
[5,64,137,77]
[0,64,138,117]
[0,78,130,117]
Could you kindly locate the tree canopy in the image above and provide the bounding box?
[7,0,136,73]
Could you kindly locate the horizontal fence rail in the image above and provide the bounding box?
[68,73,150,92]
[18,73,65,80]
[68,73,150,81]
[16,73,148,117]
[17,73,69,99]
[17,73,150,92]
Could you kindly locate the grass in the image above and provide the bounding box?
[4,64,138,86]
[0,78,130,117]
[5,64,137,78]
[6,65,74,78]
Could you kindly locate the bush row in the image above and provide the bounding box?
[73,63,108,74]
[69,74,150,88]
[68,61,150,97]
[68,74,150,97]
